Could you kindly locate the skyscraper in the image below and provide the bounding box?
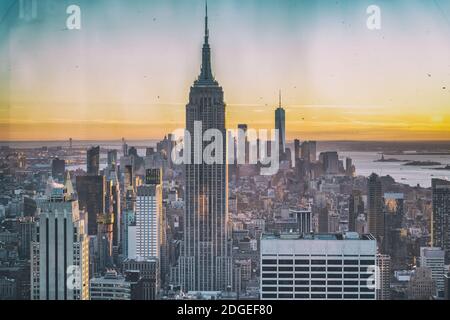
[31,179,89,300]
[294,139,301,161]
[384,193,407,268]
[105,172,121,249]
[408,267,436,300]
[87,146,100,176]
[180,2,232,292]
[432,179,450,264]
[420,247,445,296]
[376,254,391,300]
[51,158,65,183]
[96,212,114,273]
[107,149,118,168]
[275,91,286,156]
[135,169,162,260]
[76,175,106,236]
[368,173,384,246]
[319,151,339,175]
[349,190,364,232]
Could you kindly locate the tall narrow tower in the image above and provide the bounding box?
[180,1,232,292]
[275,90,286,155]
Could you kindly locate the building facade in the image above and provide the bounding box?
[179,3,232,292]
[31,181,89,300]
[135,169,162,260]
[260,232,377,300]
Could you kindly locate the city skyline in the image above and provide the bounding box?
[0,1,449,141]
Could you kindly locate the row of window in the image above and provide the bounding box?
[262,273,373,279]
[262,259,375,265]
[262,287,375,293]
[261,293,375,299]
[262,266,371,272]
[262,280,372,286]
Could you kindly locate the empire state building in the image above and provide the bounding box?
[179,2,232,292]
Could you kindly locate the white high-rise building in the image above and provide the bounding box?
[260,232,377,300]
[134,169,162,260]
[420,247,445,295]
[90,270,131,300]
[31,178,89,300]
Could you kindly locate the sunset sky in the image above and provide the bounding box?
[0,0,449,141]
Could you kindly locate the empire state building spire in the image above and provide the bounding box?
[197,0,215,84]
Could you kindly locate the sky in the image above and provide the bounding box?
[0,0,449,141]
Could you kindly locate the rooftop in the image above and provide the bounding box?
[262,232,375,241]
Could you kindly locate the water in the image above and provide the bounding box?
[340,151,450,188]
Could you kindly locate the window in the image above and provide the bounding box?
[295,287,309,292]
[279,287,293,292]
[279,273,293,279]
[295,267,309,272]
[262,259,277,265]
[344,267,359,272]
[279,267,293,272]
[328,267,342,272]
[262,267,277,272]
[311,267,326,272]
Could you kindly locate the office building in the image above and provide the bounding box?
[445,273,450,300]
[97,213,114,273]
[133,169,162,260]
[122,258,160,300]
[51,158,65,183]
[432,179,450,264]
[376,254,391,300]
[368,173,384,246]
[384,193,407,269]
[107,150,118,168]
[87,146,100,176]
[294,139,301,161]
[260,232,377,300]
[179,3,232,292]
[31,180,89,300]
[289,208,312,234]
[420,247,445,295]
[319,152,339,175]
[345,158,354,177]
[105,174,121,249]
[348,190,364,233]
[18,216,35,259]
[76,175,106,236]
[408,267,435,300]
[301,141,317,163]
[275,91,286,155]
[90,270,131,300]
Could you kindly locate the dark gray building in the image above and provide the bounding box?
[179,3,232,292]
[432,179,450,264]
